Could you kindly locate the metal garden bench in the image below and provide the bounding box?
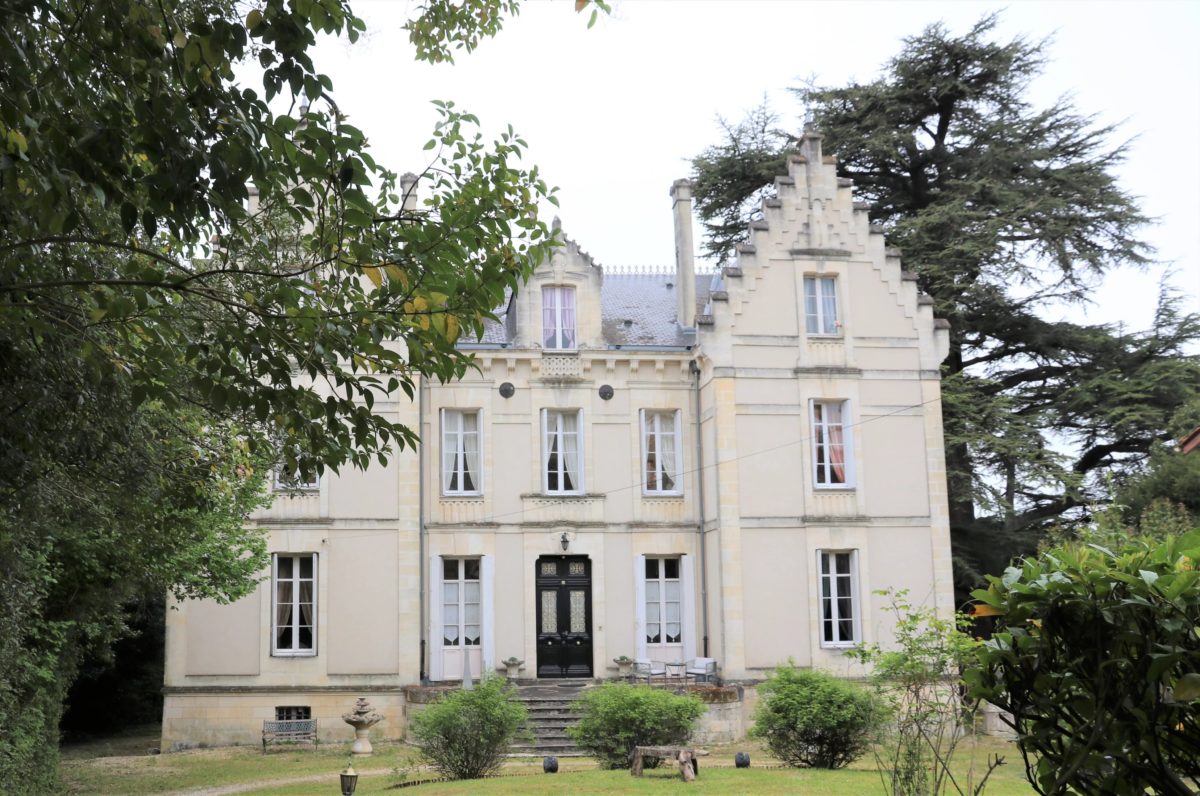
[261,718,318,753]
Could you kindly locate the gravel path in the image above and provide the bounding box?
[165,766,394,796]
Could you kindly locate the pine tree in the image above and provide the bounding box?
[690,15,1200,592]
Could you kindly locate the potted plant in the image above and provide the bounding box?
[613,656,634,677]
[502,656,524,678]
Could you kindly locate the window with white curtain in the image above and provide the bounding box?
[543,409,582,494]
[644,557,682,646]
[272,554,316,656]
[442,558,481,647]
[804,275,840,335]
[818,550,859,646]
[811,400,853,487]
[442,409,481,495]
[542,285,576,349]
[642,410,682,494]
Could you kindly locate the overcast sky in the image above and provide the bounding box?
[308,0,1200,332]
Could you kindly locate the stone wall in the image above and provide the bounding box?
[161,690,405,752]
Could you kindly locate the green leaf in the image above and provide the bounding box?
[1174,673,1200,701]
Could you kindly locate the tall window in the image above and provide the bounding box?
[818,550,859,646]
[543,409,582,494]
[812,400,852,487]
[442,558,481,648]
[645,557,682,645]
[804,275,839,335]
[273,554,316,656]
[442,409,481,495]
[542,286,576,349]
[642,410,682,494]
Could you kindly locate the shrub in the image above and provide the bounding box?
[751,664,887,769]
[408,677,527,779]
[967,531,1200,795]
[850,591,998,796]
[568,684,704,769]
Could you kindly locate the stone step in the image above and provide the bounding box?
[508,681,593,757]
[510,742,581,753]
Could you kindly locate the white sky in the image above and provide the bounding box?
[308,0,1200,332]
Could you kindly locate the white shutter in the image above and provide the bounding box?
[681,553,697,661]
[639,410,647,491]
[540,409,548,493]
[634,554,647,660]
[481,555,495,673]
[429,555,443,681]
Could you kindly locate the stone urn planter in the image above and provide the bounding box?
[613,656,634,677]
[342,697,384,757]
[502,657,525,678]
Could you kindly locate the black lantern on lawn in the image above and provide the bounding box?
[340,763,359,795]
[735,751,751,768]
[543,755,559,773]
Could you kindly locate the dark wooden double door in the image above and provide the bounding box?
[536,556,593,678]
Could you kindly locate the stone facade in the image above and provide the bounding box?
[161,129,953,750]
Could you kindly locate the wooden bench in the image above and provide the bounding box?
[631,745,709,781]
[261,719,318,753]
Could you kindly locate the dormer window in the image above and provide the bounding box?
[542,286,576,349]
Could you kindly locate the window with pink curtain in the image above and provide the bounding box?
[813,401,849,486]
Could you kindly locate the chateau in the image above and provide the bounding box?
[160,129,955,748]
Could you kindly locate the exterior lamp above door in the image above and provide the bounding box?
[560,532,570,552]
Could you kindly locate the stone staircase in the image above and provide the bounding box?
[508,680,592,757]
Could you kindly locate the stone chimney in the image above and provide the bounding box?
[800,116,823,164]
[671,178,697,330]
[399,172,419,214]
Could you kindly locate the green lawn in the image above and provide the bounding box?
[60,732,1035,795]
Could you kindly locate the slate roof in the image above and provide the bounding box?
[464,271,714,348]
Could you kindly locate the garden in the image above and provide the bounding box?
[60,529,1199,795]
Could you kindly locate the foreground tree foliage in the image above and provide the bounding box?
[967,532,1200,795]
[0,0,605,790]
[689,16,1200,594]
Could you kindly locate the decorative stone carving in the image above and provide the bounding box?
[342,697,383,757]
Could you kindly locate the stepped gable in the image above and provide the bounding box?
[701,124,949,361]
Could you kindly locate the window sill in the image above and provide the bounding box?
[271,651,318,658]
[441,493,484,500]
[813,485,856,492]
[642,492,684,499]
[819,643,860,652]
[806,334,844,341]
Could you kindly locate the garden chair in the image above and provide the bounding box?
[632,658,666,684]
[685,657,717,683]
